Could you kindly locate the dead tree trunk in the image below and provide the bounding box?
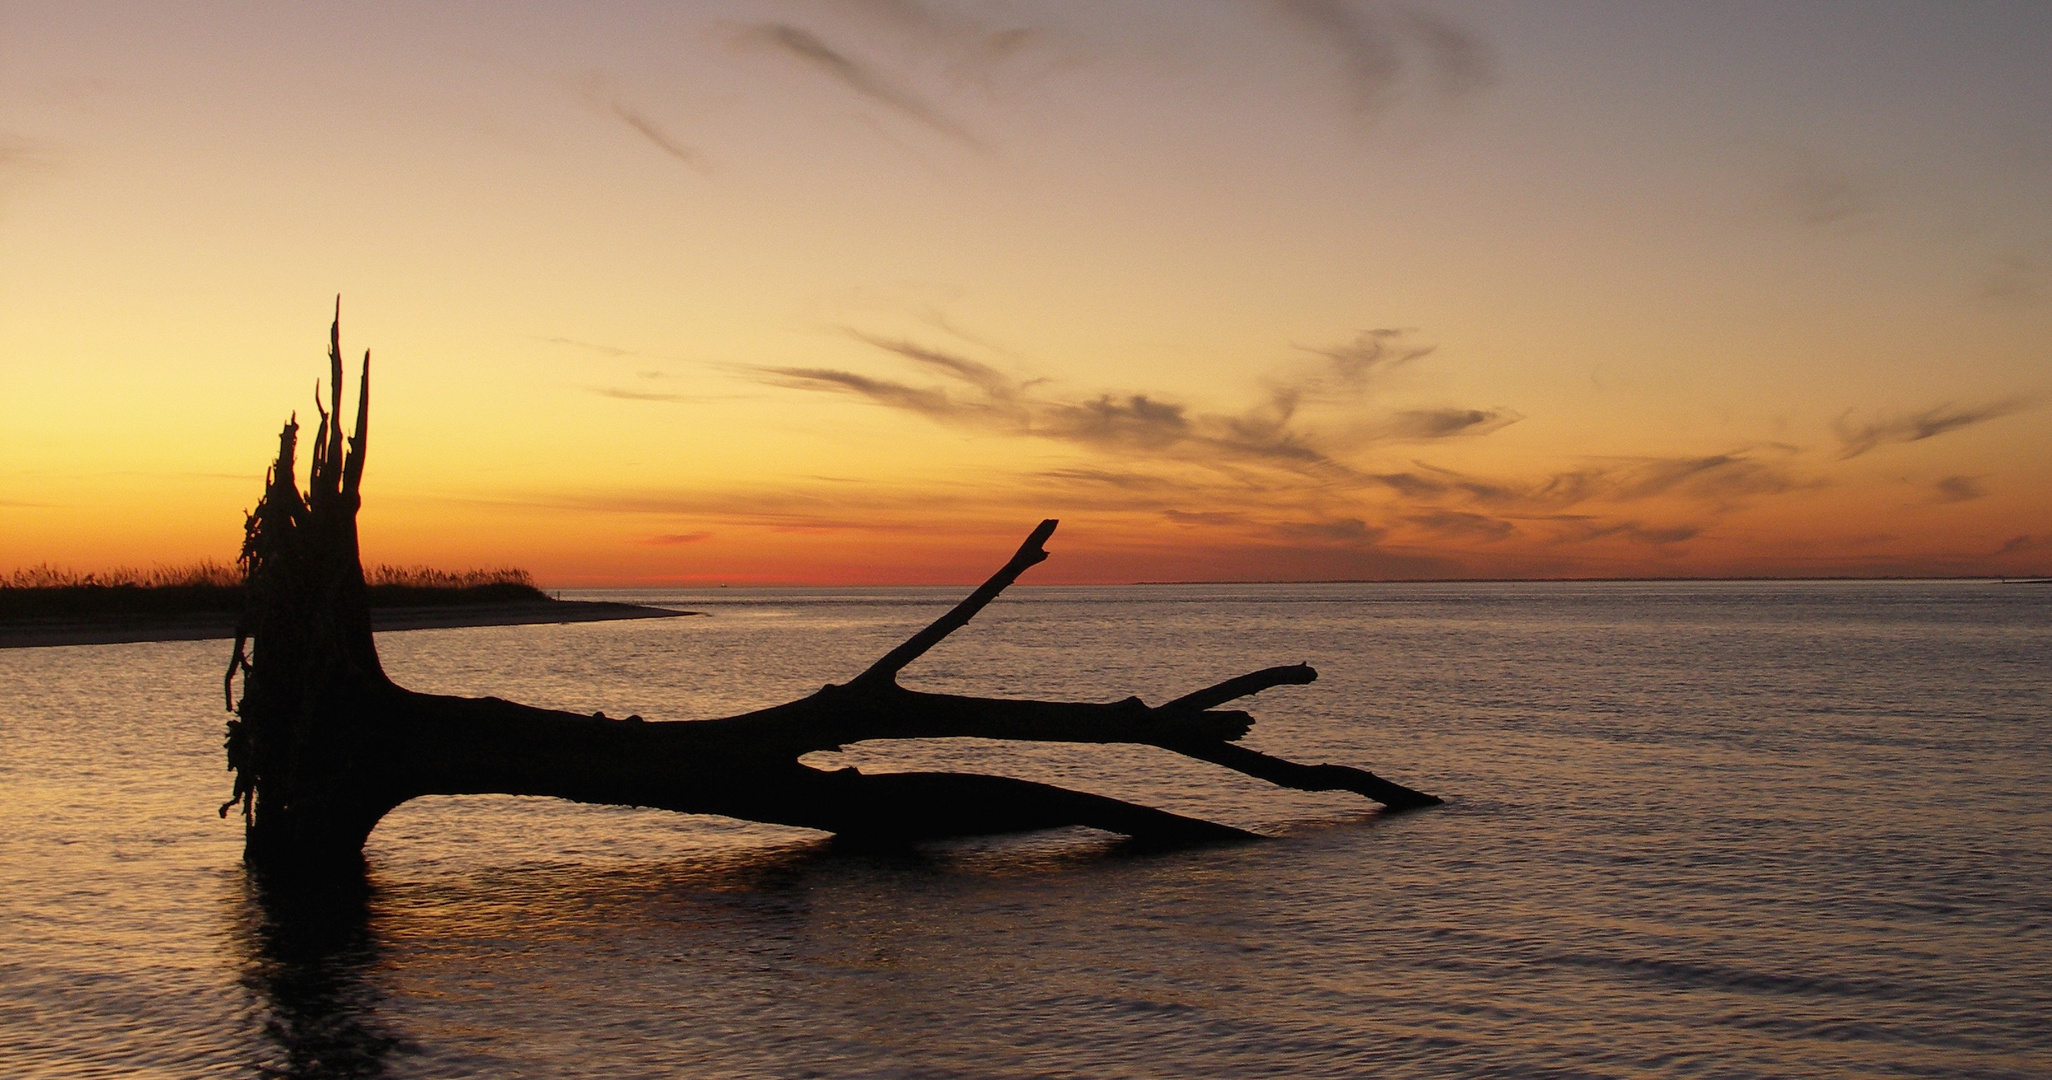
[222,306,1439,876]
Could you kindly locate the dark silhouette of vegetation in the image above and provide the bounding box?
[224,304,1439,877]
[2,561,545,621]
[6,560,245,589]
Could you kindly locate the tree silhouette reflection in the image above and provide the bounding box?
[232,869,412,1079]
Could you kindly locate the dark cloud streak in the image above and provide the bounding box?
[1394,5,1499,95]
[836,0,1054,88]
[1380,407,1517,440]
[608,101,712,172]
[1272,517,1385,544]
[1267,0,1497,113]
[1834,399,2029,459]
[1299,327,1434,387]
[592,387,705,403]
[1540,515,1701,546]
[846,332,1019,399]
[758,366,965,420]
[751,23,985,148]
[732,325,1816,554]
[1388,450,1809,514]
[1407,509,1515,541]
[1933,475,1986,503]
[747,327,1501,477]
[1996,534,2051,556]
[1164,509,1246,526]
[542,336,633,357]
[1036,467,1175,491]
[1982,252,2046,305]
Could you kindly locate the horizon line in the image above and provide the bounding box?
[559,574,2052,589]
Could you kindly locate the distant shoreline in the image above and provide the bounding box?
[0,600,696,650]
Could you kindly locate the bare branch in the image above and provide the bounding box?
[324,298,345,497]
[1160,664,1318,713]
[855,518,1057,685]
[1157,739,1442,810]
[343,350,369,498]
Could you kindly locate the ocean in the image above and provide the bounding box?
[2,581,2047,1078]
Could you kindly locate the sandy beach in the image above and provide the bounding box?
[0,600,694,649]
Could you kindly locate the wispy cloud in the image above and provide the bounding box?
[1380,449,1810,514]
[1272,517,1385,544]
[643,531,714,545]
[608,99,713,172]
[1609,453,1804,503]
[1996,534,2052,556]
[613,310,1860,568]
[747,23,985,148]
[1298,327,1435,386]
[759,367,963,418]
[1932,475,1987,503]
[1540,515,1701,547]
[0,130,55,171]
[0,131,56,201]
[1164,509,1246,526]
[1783,165,1870,229]
[1266,0,1498,113]
[1833,399,2029,459]
[1393,5,1498,96]
[542,336,635,358]
[1040,394,1193,451]
[591,387,707,403]
[578,73,714,173]
[730,322,1817,556]
[500,483,1002,538]
[1982,251,2046,306]
[1407,509,1515,541]
[847,331,1024,399]
[1036,467,1176,492]
[750,326,1499,476]
[833,0,1058,90]
[1377,407,1518,440]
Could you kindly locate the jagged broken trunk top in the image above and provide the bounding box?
[222,307,1439,876]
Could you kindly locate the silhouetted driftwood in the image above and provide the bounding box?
[222,305,1438,874]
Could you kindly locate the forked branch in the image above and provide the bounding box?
[733,522,1443,811]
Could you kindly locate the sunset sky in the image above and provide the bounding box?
[3,1,2048,584]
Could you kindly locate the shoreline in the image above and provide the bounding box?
[0,600,696,650]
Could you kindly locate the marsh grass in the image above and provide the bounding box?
[2,561,547,620]
[5,560,243,590]
[366,565,534,590]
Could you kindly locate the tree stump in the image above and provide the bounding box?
[221,306,1439,876]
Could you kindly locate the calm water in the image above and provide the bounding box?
[2,581,2048,1079]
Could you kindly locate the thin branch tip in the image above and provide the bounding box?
[857,519,1066,685]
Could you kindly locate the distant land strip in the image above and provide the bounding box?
[0,597,696,649]
[2,563,702,648]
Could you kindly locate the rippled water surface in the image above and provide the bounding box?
[3,581,2048,1078]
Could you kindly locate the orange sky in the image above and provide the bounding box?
[3,2,2048,584]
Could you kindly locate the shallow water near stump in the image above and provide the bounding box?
[2,581,2048,1078]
